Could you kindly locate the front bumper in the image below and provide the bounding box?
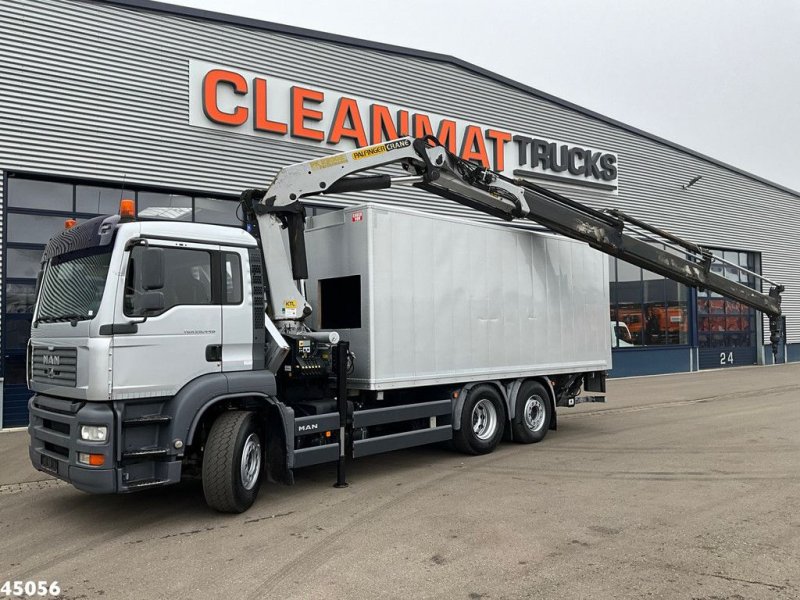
[28,394,181,493]
[28,395,117,493]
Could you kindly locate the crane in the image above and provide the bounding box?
[239,136,784,360]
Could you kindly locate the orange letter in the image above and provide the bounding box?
[413,113,434,138]
[291,86,325,141]
[485,129,512,171]
[436,119,458,154]
[460,126,490,167]
[329,97,368,147]
[397,109,409,136]
[253,78,288,135]
[370,104,399,144]
[203,69,248,126]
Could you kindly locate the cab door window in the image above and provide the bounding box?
[124,246,212,317]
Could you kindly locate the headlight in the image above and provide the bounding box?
[80,425,108,441]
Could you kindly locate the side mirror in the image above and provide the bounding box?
[142,248,165,290]
[139,291,165,313]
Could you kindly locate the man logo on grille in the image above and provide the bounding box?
[42,354,60,366]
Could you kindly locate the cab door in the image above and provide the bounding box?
[220,247,255,372]
[110,240,222,399]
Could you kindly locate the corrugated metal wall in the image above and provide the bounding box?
[0,170,4,405]
[0,0,797,342]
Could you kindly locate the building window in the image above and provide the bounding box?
[7,248,44,279]
[7,213,70,244]
[2,173,340,384]
[195,197,241,225]
[76,184,129,215]
[8,178,72,212]
[698,250,757,350]
[138,192,193,220]
[608,246,691,348]
[2,173,242,422]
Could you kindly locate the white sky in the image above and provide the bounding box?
[166,0,800,194]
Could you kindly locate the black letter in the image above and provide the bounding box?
[585,151,602,178]
[550,143,568,173]
[531,139,550,169]
[512,135,531,166]
[568,147,584,175]
[600,154,617,181]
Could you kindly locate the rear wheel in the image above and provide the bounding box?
[453,385,505,455]
[511,380,552,444]
[202,411,263,513]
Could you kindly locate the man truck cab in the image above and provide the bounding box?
[28,211,272,500]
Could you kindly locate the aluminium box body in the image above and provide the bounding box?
[304,204,612,390]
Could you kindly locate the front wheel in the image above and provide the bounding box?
[511,380,552,444]
[202,411,263,513]
[453,385,505,455]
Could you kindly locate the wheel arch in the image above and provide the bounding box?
[506,376,558,431]
[452,380,508,431]
[188,392,282,447]
[163,372,294,472]
[187,394,295,485]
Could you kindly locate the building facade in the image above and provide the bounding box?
[0,0,796,427]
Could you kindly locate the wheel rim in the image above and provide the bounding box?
[240,433,262,491]
[523,395,546,432]
[472,398,498,441]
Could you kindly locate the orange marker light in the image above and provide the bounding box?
[77,452,105,467]
[119,198,136,220]
[325,431,332,438]
[64,218,77,229]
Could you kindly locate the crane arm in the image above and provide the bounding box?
[240,136,784,357]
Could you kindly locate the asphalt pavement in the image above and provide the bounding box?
[1,364,798,599]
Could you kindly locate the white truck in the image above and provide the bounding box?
[27,136,784,512]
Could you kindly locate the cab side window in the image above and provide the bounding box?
[125,246,212,316]
[223,252,242,305]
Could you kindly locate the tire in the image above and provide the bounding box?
[453,384,505,455]
[511,380,552,444]
[202,411,263,513]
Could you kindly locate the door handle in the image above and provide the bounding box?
[206,344,222,362]
[98,323,139,335]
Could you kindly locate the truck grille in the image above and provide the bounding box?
[30,347,77,387]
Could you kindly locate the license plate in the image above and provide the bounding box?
[40,454,59,475]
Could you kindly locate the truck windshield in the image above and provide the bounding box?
[37,248,112,323]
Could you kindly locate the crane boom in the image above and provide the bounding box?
[240,136,785,358]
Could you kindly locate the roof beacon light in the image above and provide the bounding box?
[64,218,77,229]
[119,198,136,220]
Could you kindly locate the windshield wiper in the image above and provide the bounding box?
[36,313,92,325]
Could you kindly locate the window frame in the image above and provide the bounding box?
[696,247,761,350]
[1,170,335,380]
[222,251,244,306]
[609,247,693,350]
[123,245,216,318]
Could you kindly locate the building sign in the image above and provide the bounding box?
[189,60,618,191]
